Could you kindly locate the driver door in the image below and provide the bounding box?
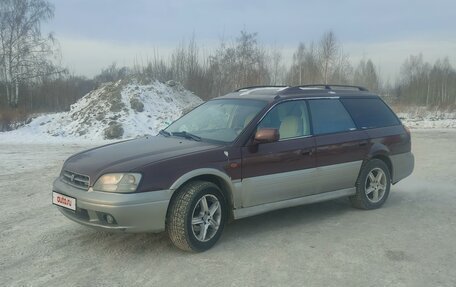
[240,100,317,207]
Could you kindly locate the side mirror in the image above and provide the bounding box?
[254,128,279,144]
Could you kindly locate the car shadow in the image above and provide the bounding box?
[222,198,352,241]
[225,191,405,234]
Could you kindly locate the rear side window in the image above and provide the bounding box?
[341,98,400,129]
[308,99,356,135]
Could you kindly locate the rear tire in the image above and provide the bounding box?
[166,181,227,252]
[350,159,391,210]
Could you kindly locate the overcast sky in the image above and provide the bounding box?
[44,0,456,81]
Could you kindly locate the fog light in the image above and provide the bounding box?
[105,214,114,224]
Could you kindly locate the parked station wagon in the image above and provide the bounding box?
[52,84,414,252]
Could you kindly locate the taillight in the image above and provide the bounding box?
[403,125,412,149]
[404,125,411,136]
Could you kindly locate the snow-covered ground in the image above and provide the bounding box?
[1,130,456,286]
[0,80,202,144]
[396,108,456,129]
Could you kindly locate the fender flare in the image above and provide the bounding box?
[170,168,233,190]
[169,168,240,210]
[362,143,393,179]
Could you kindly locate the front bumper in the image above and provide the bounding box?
[52,178,172,233]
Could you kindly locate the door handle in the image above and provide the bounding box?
[301,149,313,156]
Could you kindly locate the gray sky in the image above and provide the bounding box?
[45,0,456,81]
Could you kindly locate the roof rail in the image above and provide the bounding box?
[235,85,288,92]
[280,84,368,94]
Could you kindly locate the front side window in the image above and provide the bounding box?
[165,99,267,143]
[258,100,311,140]
[308,99,356,135]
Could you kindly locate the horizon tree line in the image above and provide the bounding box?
[1,0,455,131]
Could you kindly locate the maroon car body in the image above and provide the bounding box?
[52,85,414,251]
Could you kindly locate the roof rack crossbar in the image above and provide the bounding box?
[292,84,368,91]
[235,85,288,92]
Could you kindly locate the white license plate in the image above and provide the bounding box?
[52,192,76,211]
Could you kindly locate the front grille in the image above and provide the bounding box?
[61,170,90,190]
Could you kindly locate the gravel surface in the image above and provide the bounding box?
[1,130,456,287]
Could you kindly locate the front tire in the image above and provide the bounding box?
[166,181,227,252]
[350,159,391,210]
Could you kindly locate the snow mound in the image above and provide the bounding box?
[0,80,202,143]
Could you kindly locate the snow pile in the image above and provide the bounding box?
[0,80,202,143]
[396,107,456,129]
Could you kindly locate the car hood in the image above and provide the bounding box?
[63,136,220,185]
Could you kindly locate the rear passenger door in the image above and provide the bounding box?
[308,99,369,193]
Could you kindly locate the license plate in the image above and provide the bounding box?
[52,192,76,211]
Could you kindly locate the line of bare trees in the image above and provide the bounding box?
[131,30,381,101]
[395,54,456,107]
[133,30,382,101]
[131,30,455,107]
[1,0,455,131]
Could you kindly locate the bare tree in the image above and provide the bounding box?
[94,62,130,85]
[318,31,338,84]
[287,42,321,85]
[0,0,60,108]
[303,43,321,84]
[287,32,351,85]
[208,30,269,96]
[289,43,305,85]
[353,59,380,91]
[330,50,352,84]
[268,47,285,85]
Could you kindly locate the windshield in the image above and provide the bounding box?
[165,99,268,143]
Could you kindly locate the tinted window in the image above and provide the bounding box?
[308,99,356,135]
[341,98,400,129]
[258,100,311,139]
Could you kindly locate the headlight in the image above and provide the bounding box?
[93,173,142,193]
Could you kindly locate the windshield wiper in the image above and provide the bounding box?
[172,131,202,141]
[158,129,171,137]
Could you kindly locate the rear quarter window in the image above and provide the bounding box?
[341,98,400,129]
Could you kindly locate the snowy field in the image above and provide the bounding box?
[397,109,456,129]
[1,129,456,286]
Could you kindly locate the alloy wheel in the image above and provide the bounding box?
[365,167,387,203]
[191,194,222,242]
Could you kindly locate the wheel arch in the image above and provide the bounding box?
[370,154,393,178]
[358,143,393,181]
[168,169,236,220]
